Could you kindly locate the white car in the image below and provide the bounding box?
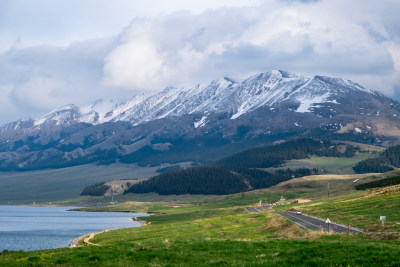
[296,211,302,215]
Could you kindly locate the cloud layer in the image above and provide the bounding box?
[1,0,400,124]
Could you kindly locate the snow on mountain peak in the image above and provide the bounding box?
[28,70,378,128]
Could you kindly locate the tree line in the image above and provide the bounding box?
[124,166,319,195]
[125,167,248,195]
[215,138,358,169]
[353,145,400,173]
[80,182,110,196]
[355,174,400,190]
[124,138,336,195]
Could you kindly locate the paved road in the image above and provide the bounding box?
[276,211,363,233]
[245,206,272,213]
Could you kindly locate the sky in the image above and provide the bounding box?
[1,0,400,125]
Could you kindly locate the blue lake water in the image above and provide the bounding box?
[0,205,149,251]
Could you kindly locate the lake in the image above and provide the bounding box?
[0,205,149,251]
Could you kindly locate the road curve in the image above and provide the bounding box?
[276,211,362,233]
[245,206,272,213]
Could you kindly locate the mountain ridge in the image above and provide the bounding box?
[1,70,379,130]
[1,70,400,171]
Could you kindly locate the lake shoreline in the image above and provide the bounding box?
[0,206,149,252]
[69,219,149,248]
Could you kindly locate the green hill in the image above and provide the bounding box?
[215,138,359,169]
[123,139,367,196]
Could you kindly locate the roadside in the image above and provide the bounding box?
[275,211,362,233]
[245,206,362,233]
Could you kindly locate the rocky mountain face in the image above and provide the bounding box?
[1,70,400,170]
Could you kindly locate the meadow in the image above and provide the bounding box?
[1,170,400,266]
[268,153,376,175]
[0,163,162,204]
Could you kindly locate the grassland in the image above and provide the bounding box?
[267,153,376,175]
[2,169,400,266]
[0,163,166,205]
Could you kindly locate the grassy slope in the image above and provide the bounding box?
[2,171,400,266]
[263,141,383,175]
[0,163,162,204]
[288,185,400,232]
[267,153,376,175]
[1,207,400,266]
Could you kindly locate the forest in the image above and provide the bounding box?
[353,145,400,173]
[125,167,248,195]
[124,166,319,195]
[124,138,340,195]
[80,182,110,196]
[355,174,400,190]
[215,138,358,169]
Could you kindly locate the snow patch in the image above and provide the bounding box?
[354,127,362,133]
[296,95,327,113]
[194,116,208,128]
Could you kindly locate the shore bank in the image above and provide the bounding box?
[69,219,150,248]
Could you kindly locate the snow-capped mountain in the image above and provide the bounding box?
[1,70,400,171]
[12,70,378,130]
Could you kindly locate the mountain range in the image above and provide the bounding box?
[1,70,400,171]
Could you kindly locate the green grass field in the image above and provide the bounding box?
[267,153,376,174]
[2,172,400,266]
[1,205,400,266]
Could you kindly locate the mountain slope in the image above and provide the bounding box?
[1,70,400,170]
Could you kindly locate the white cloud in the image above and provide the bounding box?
[103,38,166,90]
[100,0,399,96]
[0,0,400,124]
[9,76,62,111]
